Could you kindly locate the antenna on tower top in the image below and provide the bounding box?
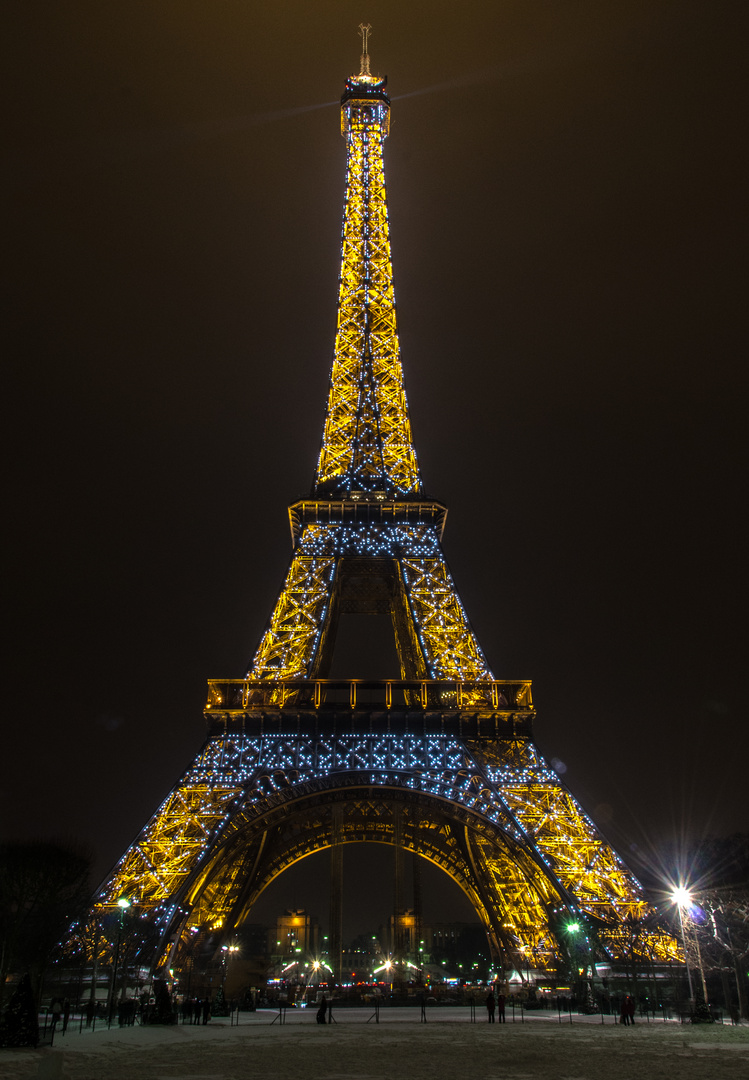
[358,23,372,76]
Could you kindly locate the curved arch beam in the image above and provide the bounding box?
[166,780,568,974]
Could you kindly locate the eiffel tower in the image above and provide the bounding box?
[89,31,677,985]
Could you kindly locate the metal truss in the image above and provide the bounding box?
[315,77,420,497]
[400,555,492,683]
[247,545,336,684]
[475,740,649,922]
[96,736,245,913]
[247,522,492,684]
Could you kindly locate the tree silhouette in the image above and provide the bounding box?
[0,840,91,1008]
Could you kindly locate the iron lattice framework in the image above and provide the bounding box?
[88,45,678,980]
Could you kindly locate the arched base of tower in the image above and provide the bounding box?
[79,721,680,985]
[136,778,668,986]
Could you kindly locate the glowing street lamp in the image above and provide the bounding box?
[108,896,131,1025]
[221,943,239,987]
[565,919,597,1002]
[671,886,696,1001]
[373,958,394,989]
[672,886,692,908]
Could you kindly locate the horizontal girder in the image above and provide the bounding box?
[205,679,533,716]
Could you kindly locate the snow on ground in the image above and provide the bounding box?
[1,1009,748,1080]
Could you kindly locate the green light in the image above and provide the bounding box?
[567,922,580,934]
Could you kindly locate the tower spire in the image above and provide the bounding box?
[358,23,372,76]
[316,33,419,499]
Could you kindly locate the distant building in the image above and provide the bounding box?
[268,909,320,980]
[383,910,421,959]
[271,909,319,956]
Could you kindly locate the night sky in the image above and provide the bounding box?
[5,2,747,940]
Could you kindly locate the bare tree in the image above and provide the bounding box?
[0,840,91,1007]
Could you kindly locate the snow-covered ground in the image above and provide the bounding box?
[1,1009,747,1079]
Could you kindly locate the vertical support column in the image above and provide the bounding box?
[329,809,343,985]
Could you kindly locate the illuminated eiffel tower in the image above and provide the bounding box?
[90,31,677,984]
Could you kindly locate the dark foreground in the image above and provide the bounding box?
[1,1009,747,1080]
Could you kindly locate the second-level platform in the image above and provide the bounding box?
[205,678,534,739]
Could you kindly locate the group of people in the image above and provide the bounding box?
[116,999,138,1026]
[485,990,506,1023]
[50,996,140,1031]
[180,998,212,1024]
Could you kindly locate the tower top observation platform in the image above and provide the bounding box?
[340,24,390,134]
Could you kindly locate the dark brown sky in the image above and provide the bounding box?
[4,1,748,937]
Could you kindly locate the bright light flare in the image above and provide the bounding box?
[373,959,394,975]
[672,886,692,907]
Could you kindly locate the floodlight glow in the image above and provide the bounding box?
[672,886,692,907]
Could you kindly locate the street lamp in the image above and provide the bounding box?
[221,944,239,989]
[373,957,394,987]
[672,886,696,1001]
[566,920,597,1007]
[108,897,131,1025]
[671,886,709,1005]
